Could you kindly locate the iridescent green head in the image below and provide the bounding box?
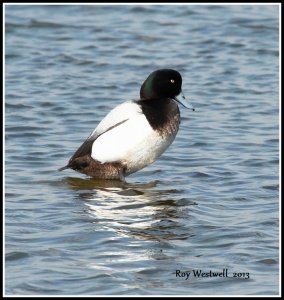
[140,69,182,100]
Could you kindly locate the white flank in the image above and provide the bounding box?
[91,113,175,174]
[88,101,142,140]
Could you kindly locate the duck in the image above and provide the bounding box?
[59,69,195,180]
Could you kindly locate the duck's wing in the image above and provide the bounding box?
[59,101,141,170]
[88,100,141,140]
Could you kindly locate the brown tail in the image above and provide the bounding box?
[58,165,69,171]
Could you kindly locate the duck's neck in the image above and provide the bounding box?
[137,98,180,133]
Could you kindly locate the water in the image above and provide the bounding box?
[5,4,279,296]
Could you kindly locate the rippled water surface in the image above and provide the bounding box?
[5,4,279,296]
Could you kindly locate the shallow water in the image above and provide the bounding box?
[5,4,279,296]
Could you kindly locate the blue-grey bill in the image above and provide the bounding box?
[175,92,195,111]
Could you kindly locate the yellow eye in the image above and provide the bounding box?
[170,79,175,83]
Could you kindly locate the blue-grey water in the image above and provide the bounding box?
[5,4,279,296]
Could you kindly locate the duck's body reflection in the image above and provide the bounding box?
[64,177,196,242]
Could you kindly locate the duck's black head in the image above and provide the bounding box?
[140,69,182,100]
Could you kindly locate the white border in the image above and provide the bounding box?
[3,2,281,298]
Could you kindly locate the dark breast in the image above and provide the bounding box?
[138,98,180,136]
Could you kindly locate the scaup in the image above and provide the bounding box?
[59,69,195,180]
